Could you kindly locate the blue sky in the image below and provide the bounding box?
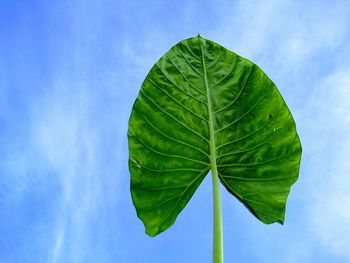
[1,0,350,262]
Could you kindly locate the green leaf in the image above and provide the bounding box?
[128,36,302,237]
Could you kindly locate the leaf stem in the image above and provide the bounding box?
[211,167,223,263]
[199,38,224,263]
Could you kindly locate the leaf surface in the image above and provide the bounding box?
[128,36,302,236]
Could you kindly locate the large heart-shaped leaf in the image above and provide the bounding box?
[128,36,302,237]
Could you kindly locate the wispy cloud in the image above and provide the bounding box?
[306,69,350,257]
[51,223,65,263]
[209,0,350,260]
[211,0,349,68]
[1,0,350,262]
[31,81,102,261]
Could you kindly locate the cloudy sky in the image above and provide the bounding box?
[1,0,350,262]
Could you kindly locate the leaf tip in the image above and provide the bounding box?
[145,226,159,237]
[278,218,285,225]
[196,33,202,38]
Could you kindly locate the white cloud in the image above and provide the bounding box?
[320,71,350,125]
[29,78,104,261]
[305,69,350,257]
[211,0,349,71]
[51,224,65,263]
[2,0,345,261]
[121,30,172,78]
[208,0,350,259]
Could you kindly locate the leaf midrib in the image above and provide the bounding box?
[199,41,218,174]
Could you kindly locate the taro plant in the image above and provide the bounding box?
[128,35,302,263]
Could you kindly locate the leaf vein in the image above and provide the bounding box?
[140,89,210,143]
[215,121,269,151]
[217,156,286,168]
[214,90,269,134]
[182,42,201,60]
[242,190,289,198]
[209,56,238,91]
[221,175,295,181]
[147,78,208,122]
[165,56,206,96]
[212,66,254,114]
[216,134,279,159]
[176,45,203,76]
[135,109,210,159]
[153,63,207,105]
[130,160,203,173]
[133,135,210,166]
[134,184,188,192]
[158,167,209,228]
